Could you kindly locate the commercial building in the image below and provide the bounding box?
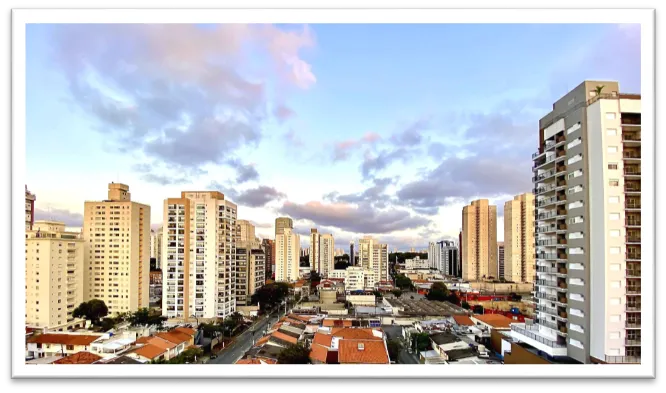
[25,185,36,231]
[511,80,641,364]
[83,183,150,315]
[329,266,371,292]
[235,245,265,307]
[261,239,275,280]
[275,217,293,237]
[498,242,505,280]
[504,193,536,283]
[25,221,84,329]
[161,191,237,320]
[432,240,459,277]
[405,256,429,270]
[461,199,498,281]
[358,236,389,286]
[275,228,300,282]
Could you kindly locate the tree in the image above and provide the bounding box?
[462,301,471,310]
[73,299,108,324]
[372,290,383,300]
[387,338,403,361]
[412,333,431,352]
[309,271,321,283]
[299,256,309,266]
[426,282,450,301]
[251,282,290,310]
[473,305,484,314]
[391,289,403,298]
[128,308,167,327]
[334,260,350,270]
[595,84,605,96]
[394,274,413,290]
[277,343,311,364]
[509,292,522,302]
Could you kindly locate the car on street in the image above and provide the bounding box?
[210,355,217,359]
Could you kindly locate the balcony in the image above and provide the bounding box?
[623,151,641,160]
[536,319,559,331]
[624,182,641,193]
[625,199,641,210]
[626,303,642,312]
[626,286,641,295]
[626,235,641,244]
[625,218,641,228]
[536,225,557,234]
[605,356,641,364]
[511,325,566,348]
[626,270,641,278]
[535,292,559,302]
[625,339,641,346]
[622,133,641,143]
[625,321,641,329]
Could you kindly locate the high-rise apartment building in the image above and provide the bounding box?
[428,242,438,270]
[25,221,84,329]
[461,199,498,281]
[358,236,389,285]
[309,229,320,271]
[235,245,265,307]
[236,220,256,245]
[349,241,355,266]
[440,240,459,277]
[275,217,293,237]
[162,191,237,320]
[25,185,36,231]
[83,183,150,315]
[150,227,163,270]
[497,242,505,280]
[261,239,275,280]
[275,228,300,282]
[504,193,535,283]
[511,81,641,365]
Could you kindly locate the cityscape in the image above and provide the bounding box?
[23,23,642,367]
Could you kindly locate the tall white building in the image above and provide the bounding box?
[511,81,641,365]
[309,229,335,278]
[83,183,150,315]
[162,191,237,320]
[427,242,439,270]
[276,228,300,282]
[358,236,389,286]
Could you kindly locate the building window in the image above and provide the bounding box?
[609,179,619,187]
[608,163,618,170]
[606,113,617,120]
[608,196,620,204]
[607,128,618,136]
[608,146,618,153]
[568,155,582,165]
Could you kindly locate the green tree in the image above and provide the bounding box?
[426,282,450,301]
[128,308,167,327]
[391,289,403,298]
[394,274,413,290]
[473,305,484,314]
[412,333,431,352]
[309,271,321,283]
[73,299,109,324]
[277,343,311,364]
[462,301,471,310]
[387,338,403,361]
[251,282,290,310]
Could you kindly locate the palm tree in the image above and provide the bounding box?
[595,85,605,96]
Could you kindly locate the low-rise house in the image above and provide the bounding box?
[309,327,388,364]
[236,358,277,364]
[53,351,103,365]
[346,294,377,307]
[99,355,143,364]
[294,280,311,299]
[126,327,197,363]
[26,332,105,359]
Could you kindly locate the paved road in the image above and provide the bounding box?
[207,313,276,364]
[382,325,419,364]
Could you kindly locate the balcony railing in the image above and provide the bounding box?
[536,225,557,234]
[623,151,641,159]
[625,321,641,328]
[511,325,566,348]
[605,356,641,364]
[622,133,641,142]
[624,167,641,176]
[626,219,641,227]
[625,200,641,209]
[626,270,641,278]
[626,303,642,312]
[624,184,641,192]
[626,236,641,243]
[626,287,641,295]
[625,339,641,346]
[535,319,559,331]
[627,252,641,260]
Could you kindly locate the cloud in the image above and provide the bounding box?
[274,104,296,122]
[211,181,287,208]
[332,132,381,161]
[139,172,189,185]
[360,147,412,180]
[324,177,394,209]
[283,129,304,147]
[279,200,430,234]
[391,117,430,146]
[50,24,316,175]
[34,207,83,227]
[227,159,259,184]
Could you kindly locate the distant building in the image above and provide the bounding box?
[462,199,498,281]
[236,244,265,307]
[358,236,389,285]
[349,241,355,266]
[405,256,429,270]
[497,242,505,280]
[504,193,535,283]
[25,185,36,230]
[150,227,163,269]
[236,220,257,245]
[275,217,293,237]
[276,228,300,282]
[262,239,275,281]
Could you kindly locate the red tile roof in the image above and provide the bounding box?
[338,340,389,364]
[323,319,353,327]
[135,336,153,345]
[472,314,515,329]
[28,333,101,346]
[270,331,298,345]
[173,327,196,337]
[309,344,329,363]
[53,351,103,365]
[312,333,333,347]
[453,315,474,326]
[155,331,191,345]
[236,358,277,364]
[133,344,167,360]
[331,328,382,340]
[256,335,271,347]
[145,336,177,351]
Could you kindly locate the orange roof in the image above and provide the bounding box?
[472,314,514,329]
[53,351,102,365]
[270,331,298,345]
[135,336,153,344]
[236,358,277,364]
[256,335,271,346]
[145,337,177,351]
[28,333,101,346]
[338,340,389,364]
[309,344,329,363]
[312,333,333,347]
[155,331,191,345]
[331,328,382,340]
[323,319,353,327]
[173,327,196,337]
[453,315,474,326]
[287,314,313,323]
[133,344,167,360]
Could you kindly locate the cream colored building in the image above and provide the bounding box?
[236,220,256,245]
[503,193,535,283]
[329,266,371,292]
[162,191,237,320]
[25,221,84,329]
[150,227,163,268]
[309,229,334,277]
[308,229,320,272]
[275,217,293,237]
[461,199,497,281]
[358,236,389,285]
[275,228,300,282]
[235,244,265,307]
[25,185,36,231]
[83,183,150,315]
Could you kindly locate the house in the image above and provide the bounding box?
[338,340,389,364]
[294,280,311,299]
[100,355,143,364]
[429,332,470,357]
[53,351,103,365]
[470,314,515,346]
[126,327,197,362]
[26,333,105,359]
[309,327,388,364]
[235,358,277,364]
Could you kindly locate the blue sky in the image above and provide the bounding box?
[25,23,640,250]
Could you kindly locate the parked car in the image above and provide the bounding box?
[210,354,217,359]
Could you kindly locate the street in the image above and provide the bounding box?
[207,313,276,364]
[382,325,419,364]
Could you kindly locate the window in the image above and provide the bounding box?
[609,213,620,221]
[609,196,620,204]
[568,232,584,239]
[606,112,617,120]
[568,155,582,165]
[608,146,618,153]
[610,230,621,237]
[607,128,618,136]
[610,264,621,271]
[609,332,620,339]
[568,170,583,179]
[610,247,621,255]
[567,138,582,149]
[608,163,618,170]
[609,179,619,187]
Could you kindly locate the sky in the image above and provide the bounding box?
[25,23,641,251]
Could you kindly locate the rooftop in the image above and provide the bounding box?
[102,355,143,364]
[472,314,515,329]
[445,347,479,362]
[28,333,103,346]
[132,344,167,360]
[53,351,103,365]
[453,315,475,326]
[429,332,461,346]
[338,340,389,364]
[384,298,469,316]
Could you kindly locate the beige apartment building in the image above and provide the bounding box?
[83,183,150,316]
[150,227,163,269]
[308,229,320,272]
[461,199,498,281]
[309,229,335,277]
[358,236,389,285]
[25,221,84,329]
[162,191,237,320]
[235,245,265,307]
[25,185,36,231]
[275,228,300,282]
[275,217,293,237]
[509,80,641,365]
[497,241,505,279]
[236,220,257,245]
[503,193,535,283]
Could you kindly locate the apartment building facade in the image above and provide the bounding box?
[275,217,293,237]
[235,245,265,307]
[150,227,163,269]
[309,229,320,272]
[275,228,300,282]
[161,191,237,320]
[25,185,36,231]
[261,239,275,280]
[504,193,535,283]
[512,80,641,365]
[461,199,498,281]
[236,220,256,245]
[25,221,84,329]
[358,236,389,286]
[498,242,505,280]
[83,183,150,315]
[309,229,334,277]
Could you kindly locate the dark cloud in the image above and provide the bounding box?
[391,117,430,146]
[361,147,412,180]
[50,24,315,177]
[428,142,447,160]
[34,208,83,227]
[324,177,394,209]
[279,200,430,234]
[227,159,259,184]
[210,181,286,208]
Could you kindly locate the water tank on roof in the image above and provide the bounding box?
[510,307,520,314]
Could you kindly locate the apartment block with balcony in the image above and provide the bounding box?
[25,221,84,330]
[504,193,535,284]
[162,191,237,320]
[83,183,150,316]
[461,199,498,281]
[275,228,300,282]
[358,236,389,286]
[513,81,641,365]
[236,245,266,307]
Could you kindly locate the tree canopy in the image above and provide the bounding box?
[277,343,311,364]
[251,282,290,310]
[309,271,321,283]
[389,252,428,264]
[72,299,108,324]
[128,308,167,327]
[394,274,413,290]
[387,338,403,361]
[426,282,450,301]
[391,289,403,298]
[412,332,431,352]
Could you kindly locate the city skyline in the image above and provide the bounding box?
[25,23,640,251]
